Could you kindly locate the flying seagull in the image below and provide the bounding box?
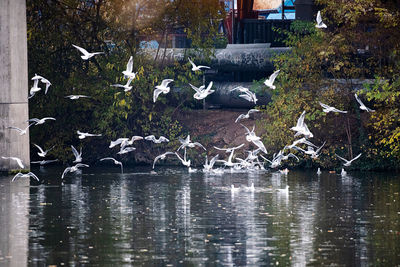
[65,95,91,100]
[100,157,123,173]
[77,130,102,139]
[72,44,104,60]
[238,90,258,104]
[28,117,56,125]
[264,70,280,89]
[7,123,34,136]
[111,77,134,92]
[290,111,313,138]
[61,163,89,179]
[335,153,362,167]
[153,79,173,102]
[315,11,327,29]
[235,109,259,123]
[145,135,169,144]
[12,172,39,182]
[71,145,82,163]
[122,56,137,80]
[33,143,54,157]
[189,82,215,100]
[355,94,375,112]
[152,152,176,169]
[178,135,206,151]
[188,57,210,72]
[319,102,347,113]
[1,156,24,169]
[31,159,59,166]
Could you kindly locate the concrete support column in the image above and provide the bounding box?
[0,0,30,171]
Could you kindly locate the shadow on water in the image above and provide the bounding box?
[0,167,399,266]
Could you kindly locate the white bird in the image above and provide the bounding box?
[241,124,267,154]
[175,151,191,167]
[335,153,362,167]
[72,44,104,60]
[65,95,91,100]
[290,111,313,138]
[355,94,375,112]
[231,184,240,193]
[203,154,219,172]
[276,185,289,194]
[153,79,174,102]
[111,77,134,92]
[178,135,206,151]
[30,78,41,96]
[145,135,169,144]
[341,168,347,176]
[111,136,143,149]
[100,157,123,173]
[293,141,326,159]
[188,57,210,72]
[12,172,39,182]
[279,168,289,175]
[152,152,176,169]
[122,56,137,80]
[246,183,255,192]
[264,69,280,89]
[214,144,244,168]
[33,143,54,157]
[71,145,82,163]
[319,102,347,113]
[284,137,318,150]
[31,159,59,165]
[7,123,34,135]
[189,81,215,100]
[77,130,102,139]
[1,156,24,169]
[117,147,136,155]
[317,168,322,175]
[28,117,56,125]
[32,74,52,94]
[61,163,89,179]
[315,11,327,29]
[238,90,258,104]
[235,109,259,123]
[230,85,251,93]
[109,138,129,148]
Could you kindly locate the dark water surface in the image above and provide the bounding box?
[1,167,399,266]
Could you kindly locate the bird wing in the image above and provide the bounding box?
[28,118,39,123]
[268,69,280,84]
[159,136,169,142]
[34,143,45,153]
[350,153,362,163]
[100,157,115,162]
[72,44,89,56]
[43,117,56,121]
[319,102,331,109]
[197,65,211,69]
[252,139,267,154]
[193,142,206,150]
[209,154,219,167]
[335,154,349,163]
[188,57,196,68]
[61,167,72,179]
[75,163,89,168]
[153,88,163,102]
[235,114,246,123]
[71,145,80,158]
[189,83,201,94]
[213,146,228,151]
[296,111,306,127]
[240,124,251,135]
[239,94,252,102]
[205,81,213,92]
[12,173,23,182]
[247,109,259,115]
[354,93,365,107]
[161,79,173,87]
[331,107,347,113]
[7,126,23,132]
[126,56,133,72]
[145,135,156,142]
[316,11,322,25]
[28,172,39,181]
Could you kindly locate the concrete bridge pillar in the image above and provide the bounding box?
[0,0,30,171]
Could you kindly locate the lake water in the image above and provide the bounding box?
[0,166,399,266]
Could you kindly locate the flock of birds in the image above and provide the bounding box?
[3,11,373,188]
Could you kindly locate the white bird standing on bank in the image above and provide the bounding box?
[188,57,210,72]
[122,56,137,80]
[235,109,259,123]
[61,163,89,179]
[77,130,102,139]
[152,152,176,169]
[28,117,56,125]
[1,156,24,169]
[315,11,327,29]
[71,145,82,163]
[145,135,169,144]
[7,123,34,136]
[355,94,375,112]
[100,157,123,173]
[264,69,280,89]
[335,153,362,167]
[189,82,215,100]
[72,44,104,60]
[153,79,173,102]
[12,172,39,182]
[319,102,347,113]
[65,95,91,100]
[33,143,54,157]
